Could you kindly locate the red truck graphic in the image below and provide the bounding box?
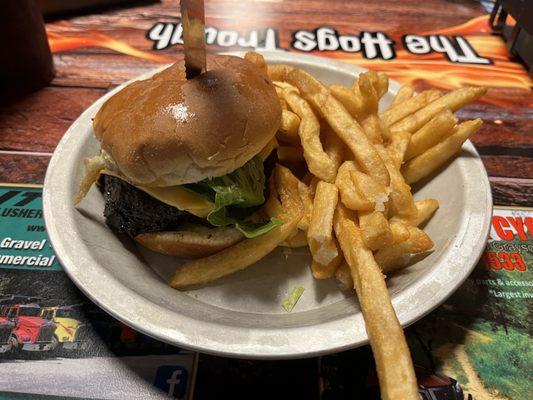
[0,302,57,352]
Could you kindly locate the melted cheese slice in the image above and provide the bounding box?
[97,139,277,218]
[137,185,214,218]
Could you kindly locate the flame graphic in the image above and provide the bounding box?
[47,30,174,63]
[47,15,531,108]
[317,15,531,108]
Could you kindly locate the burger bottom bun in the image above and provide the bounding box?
[134,224,243,257]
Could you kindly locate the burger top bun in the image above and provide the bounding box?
[93,54,281,187]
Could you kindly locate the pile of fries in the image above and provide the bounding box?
[169,52,485,399]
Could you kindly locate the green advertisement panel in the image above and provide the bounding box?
[0,186,60,271]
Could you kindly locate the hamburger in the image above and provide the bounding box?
[77,54,282,257]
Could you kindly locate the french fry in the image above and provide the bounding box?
[402,119,483,184]
[244,51,267,74]
[390,220,410,244]
[378,115,393,142]
[280,229,308,247]
[390,86,414,107]
[268,64,294,82]
[361,114,384,144]
[359,210,393,250]
[308,181,340,268]
[323,122,345,171]
[273,80,299,93]
[375,72,389,99]
[286,68,390,185]
[333,208,419,400]
[405,109,457,160]
[354,72,379,117]
[387,131,411,169]
[375,226,434,274]
[169,166,304,288]
[334,261,353,290]
[168,213,301,288]
[350,170,390,213]
[361,70,387,98]
[380,89,442,127]
[390,199,440,228]
[329,84,365,120]
[75,155,106,204]
[376,146,417,219]
[412,199,439,226]
[297,181,314,231]
[391,87,486,133]
[277,109,301,145]
[282,88,337,182]
[311,242,342,279]
[336,162,371,210]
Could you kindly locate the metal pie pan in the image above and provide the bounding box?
[43,51,492,359]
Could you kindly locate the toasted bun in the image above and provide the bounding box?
[93,54,281,187]
[134,224,243,257]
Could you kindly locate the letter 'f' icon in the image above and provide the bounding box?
[166,370,182,395]
[154,365,188,398]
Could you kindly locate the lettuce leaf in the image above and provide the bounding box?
[185,156,283,238]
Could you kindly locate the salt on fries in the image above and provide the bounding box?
[171,52,485,399]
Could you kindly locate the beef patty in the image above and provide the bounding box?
[100,152,277,237]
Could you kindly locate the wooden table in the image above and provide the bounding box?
[1,0,531,397]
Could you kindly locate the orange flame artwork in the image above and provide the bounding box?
[47,15,531,108]
[321,16,532,108]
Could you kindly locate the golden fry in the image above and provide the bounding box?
[387,131,411,169]
[244,51,267,74]
[169,166,304,288]
[75,155,106,204]
[351,170,390,212]
[390,199,439,227]
[280,229,308,247]
[361,114,385,144]
[359,210,393,250]
[323,121,346,171]
[282,88,337,182]
[405,109,457,160]
[375,72,389,99]
[286,68,390,185]
[277,109,301,145]
[391,87,486,133]
[297,181,314,231]
[273,80,299,93]
[169,213,301,288]
[308,181,339,266]
[375,226,434,273]
[335,162,372,211]
[334,261,353,289]
[333,210,419,400]
[390,220,410,244]
[376,146,417,219]
[310,241,342,279]
[402,119,483,184]
[380,89,442,127]
[390,86,414,107]
[329,84,365,120]
[354,72,379,117]
[267,64,294,81]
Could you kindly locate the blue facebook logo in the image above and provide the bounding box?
[154,365,188,398]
